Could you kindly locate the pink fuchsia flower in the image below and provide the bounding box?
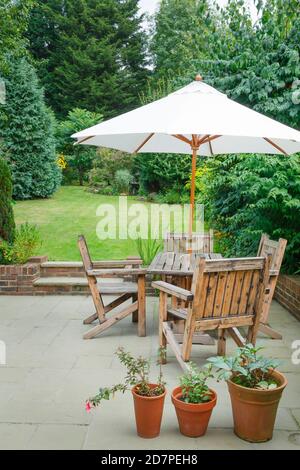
[85,401,92,413]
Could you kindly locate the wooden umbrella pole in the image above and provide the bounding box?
[188,140,199,236]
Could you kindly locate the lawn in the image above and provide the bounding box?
[14,186,149,260]
[14,186,207,261]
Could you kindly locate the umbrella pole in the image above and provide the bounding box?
[188,144,198,236]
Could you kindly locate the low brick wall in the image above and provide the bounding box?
[0,256,48,295]
[274,274,300,321]
[0,258,155,296]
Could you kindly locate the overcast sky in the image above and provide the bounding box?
[139,0,258,20]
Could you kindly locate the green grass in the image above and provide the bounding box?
[14,186,209,261]
[14,186,146,260]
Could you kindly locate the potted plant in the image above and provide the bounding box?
[171,363,217,437]
[86,347,166,438]
[208,343,287,443]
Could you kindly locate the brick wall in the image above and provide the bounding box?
[274,274,300,321]
[0,256,47,295]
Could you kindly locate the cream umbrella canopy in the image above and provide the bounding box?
[72,75,300,234]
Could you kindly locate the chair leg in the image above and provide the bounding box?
[132,294,138,322]
[88,276,106,323]
[83,312,98,325]
[137,274,146,337]
[259,323,282,340]
[246,325,258,345]
[227,327,246,347]
[217,329,227,356]
[83,301,138,339]
[159,291,167,364]
[182,306,196,362]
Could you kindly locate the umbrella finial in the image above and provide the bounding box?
[195,74,203,81]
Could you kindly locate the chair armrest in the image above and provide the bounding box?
[92,258,143,268]
[152,280,193,301]
[87,268,146,276]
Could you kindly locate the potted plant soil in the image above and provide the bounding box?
[208,344,287,443]
[86,347,166,438]
[172,363,217,437]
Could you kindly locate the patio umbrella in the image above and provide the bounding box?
[72,75,300,234]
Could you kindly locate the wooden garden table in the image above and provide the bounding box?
[148,251,222,277]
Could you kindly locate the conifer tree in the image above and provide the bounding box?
[0,58,61,199]
[27,0,149,118]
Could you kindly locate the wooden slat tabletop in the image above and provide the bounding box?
[148,252,222,276]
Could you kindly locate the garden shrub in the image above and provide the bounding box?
[0,157,15,245]
[136,152,193,194]
[56,108,102,186]
[113,169,134,195]
[195,153,300,273]
[0,222,41,265]
[88,148,135,193]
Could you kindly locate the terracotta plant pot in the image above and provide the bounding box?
[132,384,166,438]
[171,386,217,437]
[227,370,287,443]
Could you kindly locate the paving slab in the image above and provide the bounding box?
[0,295,299,450]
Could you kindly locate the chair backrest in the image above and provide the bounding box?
[77,235,93,272]
[164,230,214,253]
[191,256,271,320]
[257,233,287,273]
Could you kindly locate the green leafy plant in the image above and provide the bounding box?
[135,237,162,266]
[194,153,300,273]
[113,169,134,195]
[208,344,280,390]
[86,348,166,411]
[88,148,136,193]
[56,108,102,186]
[179,363,214,404]
[0,222,41,264]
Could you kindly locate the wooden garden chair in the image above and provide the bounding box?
[153,255,271,370]
[164,230,214,254]
[163,230,215,341]
[257,233,287,339]
[78,235,146,339]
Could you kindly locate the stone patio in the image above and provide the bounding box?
[0,295,299,450]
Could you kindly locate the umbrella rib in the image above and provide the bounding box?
[134,133,155,153]
[201,135,221,145]
[197,134,210,146]
[263,137,288,156]
[172,134,192,146]
[75,135,95,145]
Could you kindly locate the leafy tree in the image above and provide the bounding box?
[194,0,300,128]
[151,0,216,79]
[56,108,103,186]
[195,153,300,273]
[0,156,15,244]
[27,0,149,117]
[0,58,61,199]
[0,0,34,72]
[136,152,192,194]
